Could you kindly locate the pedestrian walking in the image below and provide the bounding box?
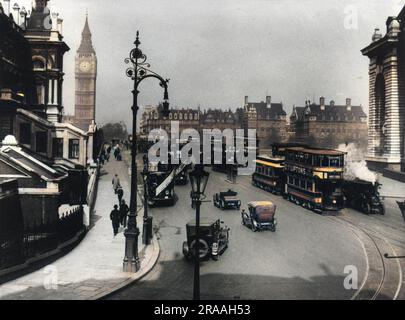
[112,174,121,194]
[99,153,105,165]
[120,200,129,227]
[114,146,121,160]
[107,146,112,161]
[117,186,124,203]
[110,205,120,236]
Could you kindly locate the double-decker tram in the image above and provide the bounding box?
[284,147,345,213]
[252,155,285,195]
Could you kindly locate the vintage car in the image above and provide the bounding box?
[213,189,241,210]
[182,218,230,261]
[241,201,277,232]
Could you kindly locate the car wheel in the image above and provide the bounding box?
[182,241,190,260]
[190,238,210,260]
[363,203,371,215]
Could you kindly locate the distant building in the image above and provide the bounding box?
[73,14,97,132]
[242,96,287,149]
[140,105,200,137]
[361,6,405,172]
[200,108,242,132]
[140,96,287,151]
[289,97,367,148]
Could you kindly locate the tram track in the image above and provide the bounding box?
[237,175,403,300]
[331,214,402,300]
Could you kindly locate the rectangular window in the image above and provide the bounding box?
[36,131,47,153]
[20,123,31,145]
[329,157,340,167]
[52,138,64,158]
[69,139,80,159]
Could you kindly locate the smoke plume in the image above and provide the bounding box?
[337,143,377,183]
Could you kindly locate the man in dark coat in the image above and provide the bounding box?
[120,200,129,227]
[117,186,124,204]
[110,205,120,236]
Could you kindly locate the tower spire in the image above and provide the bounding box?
[78,13,95,53]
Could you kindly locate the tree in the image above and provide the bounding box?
[99,122,128,143]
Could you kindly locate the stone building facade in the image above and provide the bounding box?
[140,105,201,137]
[361,6,405,172]
[140,96,286,151]
[0,1,97,235]
[242,96,287,149]
[289,97,368,148]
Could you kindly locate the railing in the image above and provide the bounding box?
[1,206,84,271]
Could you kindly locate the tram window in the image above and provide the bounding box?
[329,157,340,167]
[294,178,299,186]
[306,181,312,191]
[300,179,305,189]
[322,156,329,167]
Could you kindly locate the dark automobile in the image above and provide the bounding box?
[175,170,188,185]
[241,201,277,232]
[342,179,384,215]
[182,218,230,261]
[213,189,241,210]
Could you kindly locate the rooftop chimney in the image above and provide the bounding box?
[12,2,20,24]
[330,100,335,107]
[51,12,58,31]
[320,96,325,106]
[244,96,248,107]
[20,6,27,28]
[57,17,63,34]
[372,28,383,42]
[346,98,352,111]
[266,95,271,108]
[3,0,10,17]
[320,97,325,111]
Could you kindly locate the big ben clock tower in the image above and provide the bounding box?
[74,14,97,131]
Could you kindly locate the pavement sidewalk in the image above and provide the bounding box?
[0,156,159,300]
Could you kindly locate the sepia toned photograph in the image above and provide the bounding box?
[0,0,405,310]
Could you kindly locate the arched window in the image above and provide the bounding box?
[375,73,386,133]
[33,59,45,70]
[179,113,183,120]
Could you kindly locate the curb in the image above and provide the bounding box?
[88,236,160,300]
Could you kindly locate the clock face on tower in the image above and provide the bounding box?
[79,61,91,72]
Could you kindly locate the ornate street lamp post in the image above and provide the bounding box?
[123,31,170,273]
[189,164,210,300]
[142,154,152,245]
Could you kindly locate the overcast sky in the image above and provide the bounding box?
[18,0,405,128]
